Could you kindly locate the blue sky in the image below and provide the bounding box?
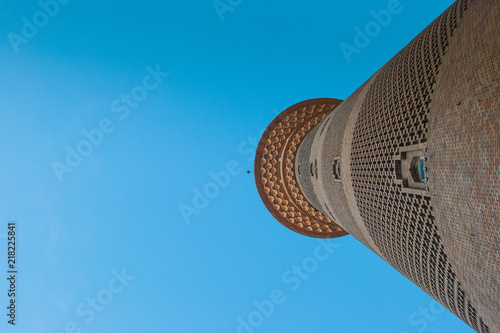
[0,0,475,332]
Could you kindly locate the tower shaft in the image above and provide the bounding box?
[256,0,500,331]
[295,1,499,331]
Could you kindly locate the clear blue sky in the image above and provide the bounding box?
[0,1,474,332]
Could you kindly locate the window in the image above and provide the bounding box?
[416,156,426,182]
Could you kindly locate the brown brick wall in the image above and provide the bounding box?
[294,0,498,331]
[426,0,500,330]
[257,0,499,331]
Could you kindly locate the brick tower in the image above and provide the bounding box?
[254,1,499,332]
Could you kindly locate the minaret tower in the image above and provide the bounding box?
[254,1,499,332]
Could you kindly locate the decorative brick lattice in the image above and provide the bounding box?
[350,1,490,332]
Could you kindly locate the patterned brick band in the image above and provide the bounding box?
[254,99,348,238]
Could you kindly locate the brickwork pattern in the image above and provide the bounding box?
[426,0,500,330]
[296,78,382,252]
[349,1,491,332]
[254,0,499,331]
[296,124,323,211]
[254,99,348,238]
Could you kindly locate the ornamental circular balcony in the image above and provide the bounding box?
[254,98,349,238]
